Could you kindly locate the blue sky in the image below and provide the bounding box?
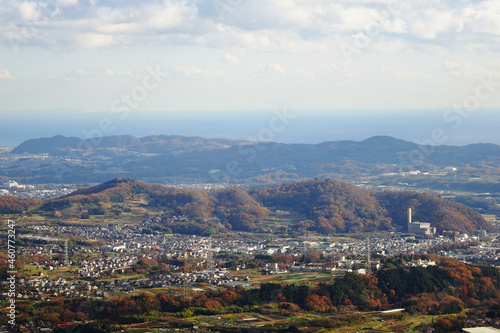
[1,0,500,111]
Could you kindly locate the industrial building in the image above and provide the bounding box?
[407,208,436,236]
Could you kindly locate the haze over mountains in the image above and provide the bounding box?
[2,109,500,147]
[4,134,500,185]
[11,134,245,155]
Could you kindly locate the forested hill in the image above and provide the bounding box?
[250,179,495,234]
[0,196,40,215]
[376,191,495,234]
[10,134,244,155]
[250,179,391,234]
[0,178,496,235]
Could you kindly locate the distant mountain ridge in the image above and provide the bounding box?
[6,134,500,184]
[12,134,500,163]
[10,134,245,155]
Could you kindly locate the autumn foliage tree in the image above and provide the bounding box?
[305,294,333,312]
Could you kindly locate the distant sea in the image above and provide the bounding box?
[0,109,499,147]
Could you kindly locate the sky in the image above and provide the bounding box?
[1,0,500,112]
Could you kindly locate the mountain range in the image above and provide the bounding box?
[4,134,500,184]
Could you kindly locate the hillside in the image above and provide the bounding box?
[10,134,244,155]
[1,178,495,235]
[10,135,83,155]
[34,178,268,234]
[250,179,392,233]
[250,179,494,234]
[376,191,496,233]
[0,196,41,214]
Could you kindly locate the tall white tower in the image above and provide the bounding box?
[64,240,69,266]
[408,208,412,231]
[365,238,371,274]
[206,237,214,271]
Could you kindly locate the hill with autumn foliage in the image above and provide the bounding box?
[250,179,495,234]
[376,191,495,233]
[0,178,496,235]
[0,196,40,214]
[3,254,499,332]
[32,178,268,234]
[250,179,392,233]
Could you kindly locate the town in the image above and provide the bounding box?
[3,218,499,304]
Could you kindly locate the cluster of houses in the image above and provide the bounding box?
[443,244,500,267]
[465,318,500,329]
[77,256,137,278]
[1,270,248,303]
[17,223,500,281]
[1,277,108,300]
[130,271,249,288]
[27,224,134,240]
[28,220,482,260]
[401,259,437,268]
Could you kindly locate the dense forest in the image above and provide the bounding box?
[0,178,496,235]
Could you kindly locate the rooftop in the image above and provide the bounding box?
[463,328,500,333]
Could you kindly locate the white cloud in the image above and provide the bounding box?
[18,2,40,21]
[180,65,204,77]
[77,33,114,48]
[41,74,57,81]
[0,69,15,80]
[442,60,487,79]
[3,0,500,111]
[0,0,198,50]
[145,0,197,31]
[293,68,315,80]
[339,6,380,31]
[460,1,500,36]
[104,68,115,76]
[411,9,454,39]
[97,23,142,35]
[380,65,422,82]
[374,39,406,53]
[224,53,239,64]
[1,0,498,53]
[381,18,407,34]
[173,65,223,79]
[264,63,287,76]
[58,0,79,7]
